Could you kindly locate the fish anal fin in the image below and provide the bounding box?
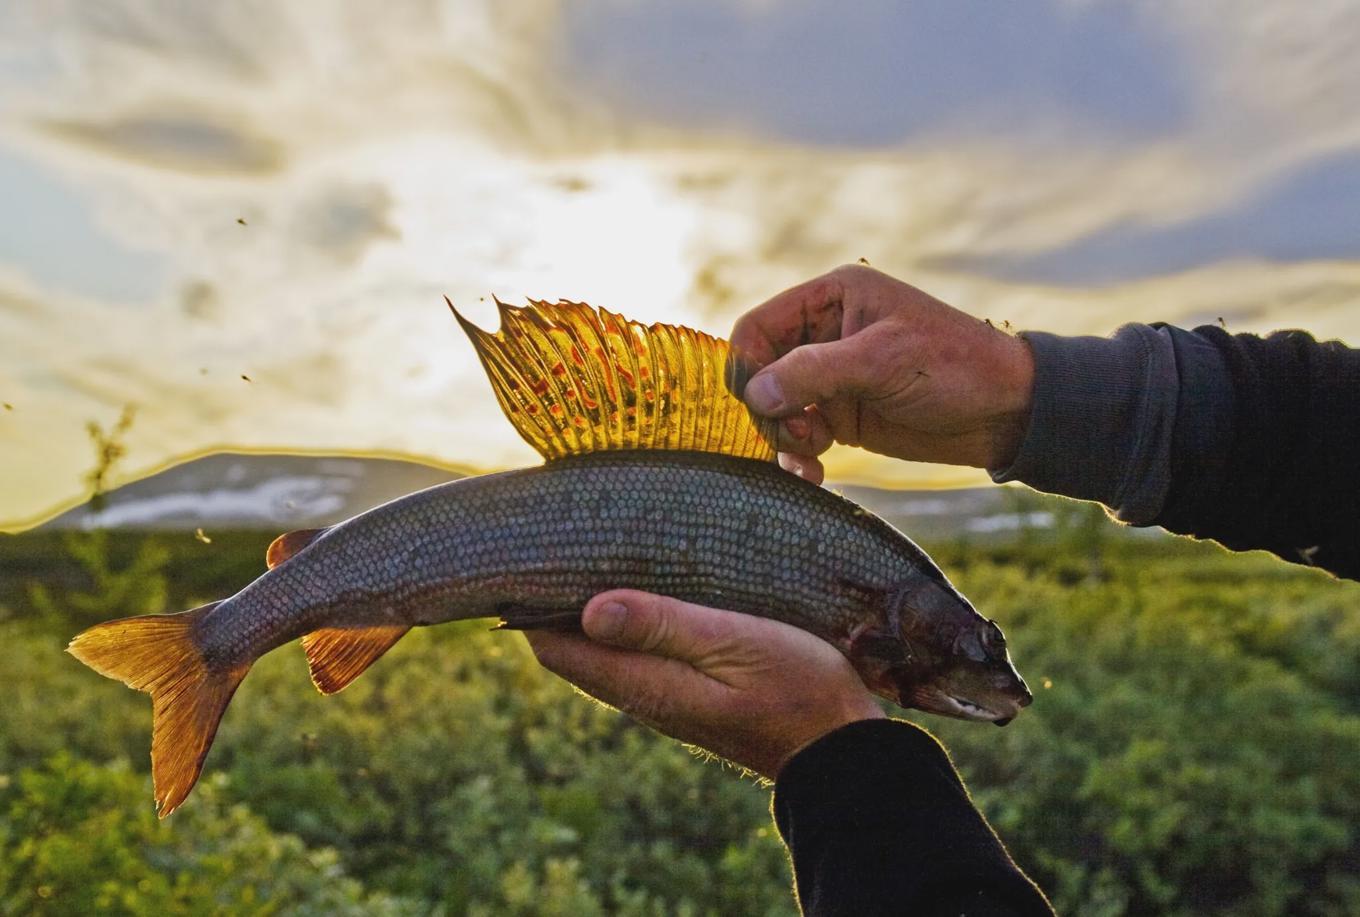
[451,298,777,463]
[302,625,410,695]
[266,527,328,569]
[67,602,249,817]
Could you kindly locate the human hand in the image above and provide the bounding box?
[730,263,1035,484]
[525,590,885,779]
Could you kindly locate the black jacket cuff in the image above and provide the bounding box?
[990,324,1181,524]
[773,719,1052,916]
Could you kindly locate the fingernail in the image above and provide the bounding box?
[784,415,810,440]
[592,601,628,642]
[745,373,784,414]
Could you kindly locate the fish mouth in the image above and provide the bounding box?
[937,693,1021,725]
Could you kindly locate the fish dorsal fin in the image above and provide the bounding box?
[301,625,410,695]
[451,298,777,462]
[266,528,328,569]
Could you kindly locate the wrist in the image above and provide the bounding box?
[774,705,886,779]
[989,326,1177,520]
[985,335,1036,469]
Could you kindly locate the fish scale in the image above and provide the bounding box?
[205,451,915,667]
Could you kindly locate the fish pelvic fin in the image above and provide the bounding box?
[66,602,249,818]
[302,624,410,695]
[450,296,777,462]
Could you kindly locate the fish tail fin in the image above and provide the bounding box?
[67,602,249,817]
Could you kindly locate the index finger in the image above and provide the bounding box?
[728,271,847,385]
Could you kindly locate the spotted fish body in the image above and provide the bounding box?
[68,299,1031,817]
[202,450,937,663]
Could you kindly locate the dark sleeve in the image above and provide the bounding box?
[1153,326,1360,579]
[772,719,1053,917]
[990,324,1360,581]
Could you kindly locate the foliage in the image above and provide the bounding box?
[2,524,1360,915]
[928,545,1360,916]
[0,754,415,916]
[82,405,137,513]
[25,530,169,631]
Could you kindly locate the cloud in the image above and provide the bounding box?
[293,182,400,264]
[922,148,1360,285]
[1,0,1358,528]
[39,112,284,175]
[564,0,1193,144]
[179,279,218,320]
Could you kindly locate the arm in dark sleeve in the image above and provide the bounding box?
[1154,326,1360,578]
[990,323,1360,580]
[772,719,1053,917]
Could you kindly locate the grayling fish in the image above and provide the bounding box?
[69,299,1031,816]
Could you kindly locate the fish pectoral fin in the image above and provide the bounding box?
[301,624,410,695]
[266,527,329,569]
[494,607,584,632]
[850,632,908,663]
[835,575,888,602]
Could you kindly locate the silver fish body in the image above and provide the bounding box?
[197,450,1029,719]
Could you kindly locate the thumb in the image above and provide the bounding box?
[582,590,743,663]
[742,337,874,418]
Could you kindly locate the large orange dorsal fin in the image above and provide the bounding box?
[301,625,410,695]
[451,297,777,463]
[266,527,328,569]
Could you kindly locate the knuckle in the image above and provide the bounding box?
[807,420,835,454]
[637,600,678,653]
[787,346,835,387]
[832,262,875,284]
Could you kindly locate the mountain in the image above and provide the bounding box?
[46,452,1059,540]
[47,454,460,532]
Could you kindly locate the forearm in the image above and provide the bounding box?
[773,719,1052,916]
[1156,326,1360,577]
[990,323,1360,580]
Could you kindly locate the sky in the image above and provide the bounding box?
[1,0,1359,530]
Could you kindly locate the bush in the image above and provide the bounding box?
[0,753,413,916]
[4,527,1360,914]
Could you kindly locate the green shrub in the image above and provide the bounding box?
[4,526,1360,915]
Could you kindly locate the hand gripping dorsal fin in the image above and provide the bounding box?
[450,297,777,462]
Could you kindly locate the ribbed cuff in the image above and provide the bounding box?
[989,324,1179,524]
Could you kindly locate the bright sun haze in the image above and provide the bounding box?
[1,1,1358,528]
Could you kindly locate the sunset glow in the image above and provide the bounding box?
[2,1,1358,528]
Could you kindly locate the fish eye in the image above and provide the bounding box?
[985,621,1006,651]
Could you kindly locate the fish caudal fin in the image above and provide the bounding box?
[67,603,248,818]
[302,625,409,695]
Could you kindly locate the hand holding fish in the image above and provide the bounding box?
[527,590,885,779]
[731,263,1035,484]
[68,297,1028,817]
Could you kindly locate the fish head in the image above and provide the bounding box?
[855,571,1032,726]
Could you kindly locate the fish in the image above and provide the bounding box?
[68,298,1032,817]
